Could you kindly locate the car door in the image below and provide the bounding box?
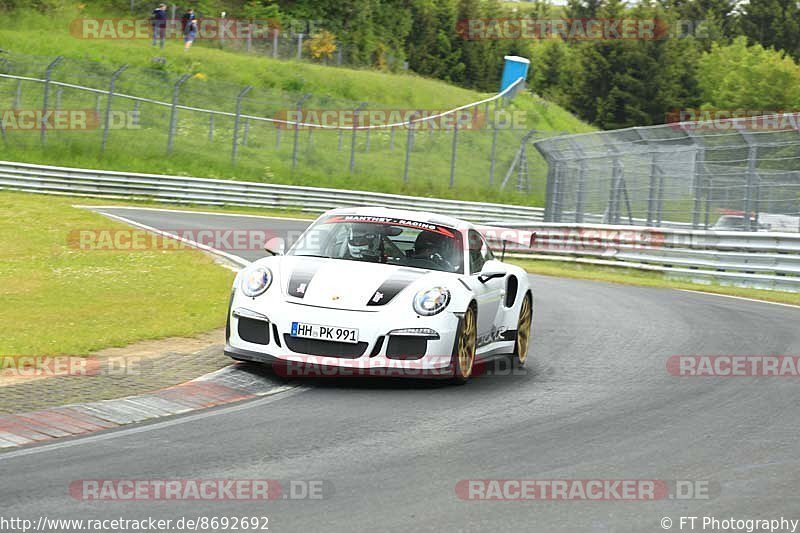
[465,229,505,345]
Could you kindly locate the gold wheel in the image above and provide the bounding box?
[456,306,477,381]
[515,295,532,365]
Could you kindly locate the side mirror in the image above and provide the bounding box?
[264,236,286,256]
[477,271,505,283]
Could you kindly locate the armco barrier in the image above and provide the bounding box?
[480,222,800,293]
[3,159,798,292]
[0,160,543,224]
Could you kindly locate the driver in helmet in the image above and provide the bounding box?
[413,230,457,270]
[346,224,382,261]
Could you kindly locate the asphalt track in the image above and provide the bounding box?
[2,206,800,533]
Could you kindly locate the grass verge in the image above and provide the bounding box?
[0,190,235,356]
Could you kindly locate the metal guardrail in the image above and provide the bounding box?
[481,222,800,292]
[3,158,797,292]
[0,160,544,224]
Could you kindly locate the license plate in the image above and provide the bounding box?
[291,322,359,344]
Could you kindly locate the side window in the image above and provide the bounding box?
[468,229,491,273]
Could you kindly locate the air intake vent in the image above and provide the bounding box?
[284,335,367,358]
[238,317,270,345]
[386,336,427,360]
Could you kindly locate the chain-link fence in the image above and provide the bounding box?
[0,52,546,199]
[534,119,800,232]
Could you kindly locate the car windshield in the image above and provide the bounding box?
[289,215,464,274]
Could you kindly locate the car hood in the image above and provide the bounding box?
[277,256,435,311]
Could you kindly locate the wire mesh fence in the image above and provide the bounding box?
[0,52,544,200]
[534,118,800,232]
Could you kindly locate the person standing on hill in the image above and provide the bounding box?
[183,12,198,51]
[151,3,168,48]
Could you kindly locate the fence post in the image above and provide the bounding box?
[231,85,253,165]
[403,112,419,183]
[246,22,252,52]
[350,102,366,173]
[739,127,760,231]
[365,128,370,153]
[646,154,659,227]
[55,88,62,112]
[243,119,250,146]
[101,64,127,154]
[542,155,557,222]
[449,112,460,188]
[296,33,304,60]
[292,93,311,169]
[389,126,395,151]
[167,73,190,154]
[40,56,63,146]
[132,101,140,128]
[273,28,279,58]
[13,80,22,109]
[208,114,214,141]
[488,100,499,186]
[337,129,343,151]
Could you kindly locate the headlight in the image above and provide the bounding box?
[413,287,451,316]
[241,267,273,297]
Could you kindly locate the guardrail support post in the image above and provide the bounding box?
[231,85,253,165]
[167,74,190,154]
[102,64,127,154]
[40,56,63,146]
[292,94,311,170]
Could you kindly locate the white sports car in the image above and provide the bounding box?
[224,207,533,383]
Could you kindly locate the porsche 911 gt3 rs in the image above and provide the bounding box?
[224,207,533,383]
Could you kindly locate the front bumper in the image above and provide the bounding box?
[225,299,460,376]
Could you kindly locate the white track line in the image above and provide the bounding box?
[88,209,251,272]
[676,289,800,310]
[74,204,314,222]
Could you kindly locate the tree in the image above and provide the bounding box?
[738,0,800,60]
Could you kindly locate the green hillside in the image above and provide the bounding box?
[0,7,592,206]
